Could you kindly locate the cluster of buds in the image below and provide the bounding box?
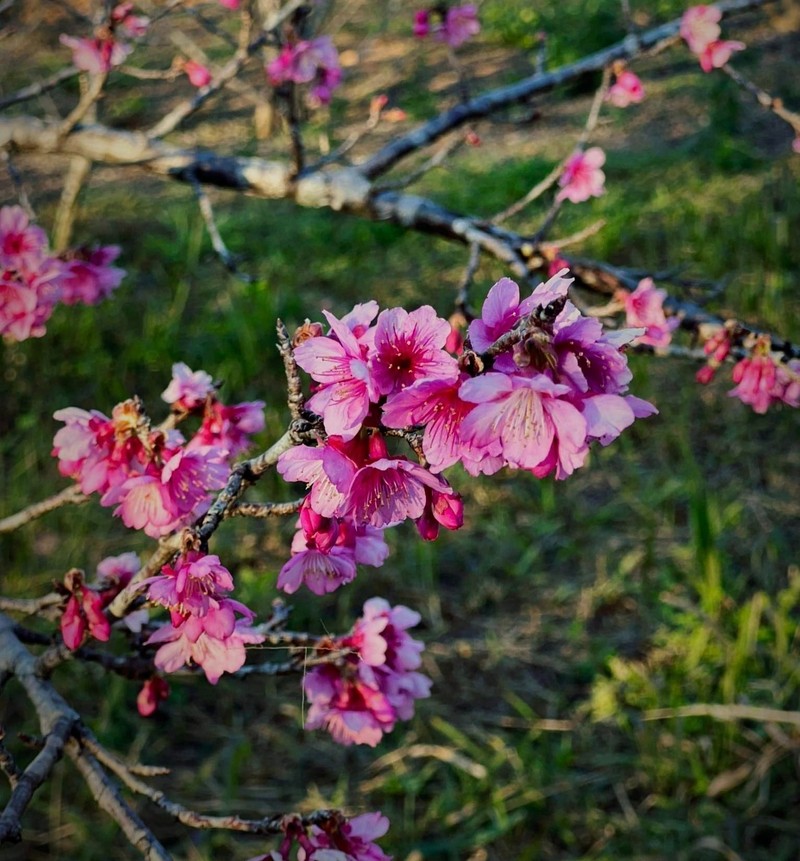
[1,206,125,342]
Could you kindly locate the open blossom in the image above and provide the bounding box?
[557,148,606,204]
[680,5,722,53]
[697,39,745,72]
[59,245,125,305]
[60,34,131,73]
[304,599,431,746]
[680,5,744,71]
[267,36,342,105]
[622,278,680,348]
[440,4,480,47]
[0,205,48,272]
[293,310,379,440]
[162,362,216,410]
[607,70,644,108]
[145,552,234,618]
[304,812,391,861]
[189,399,265,457]
[370,305,458,395]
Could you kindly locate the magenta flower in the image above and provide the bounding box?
[294,310,379,440]
[607,70,644,108]
[304,811,391,861]
[184,59,212,88]
[725,342,798,414]
[468,276,539,353]
[622,278,679,348]
[0,278,40,342]
[146,552,234,618]
[277,442,353,518]
[440,4,480,47]
[557,148,606,204]
[161,362,216,411]
[59,245,125,305]
[97,552,140,586]
[346,457,457,529]
[111,3,149,39]
[304,599,430,746]
[371,305,458,395]
[267,36,342,105]
[413,10,431,38]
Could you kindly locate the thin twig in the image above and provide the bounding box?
[57,72,107,140]
[66,738,172,861]
[0,484,87,534]
[276,319,304,421]
[0,67,80,111]
[642,703,800,728]
[188,171,248,277]
[53,155,92,252]
[228,499,304,518]
[722,63,800,137]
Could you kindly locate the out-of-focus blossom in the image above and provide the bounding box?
[59,245,125,305]
[607,70,644,108]
[162,362,216,411]
[697,38,745,72]
[137,677,169,717]
[556,148,606,204]
[622,278,680,348]
[267,36,342,106]
[184,59,212,88]
[680,5,745,72]
[414,4,479,48]
[59,34,132,73]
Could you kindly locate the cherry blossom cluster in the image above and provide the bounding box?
[60,2,149,74]
[60,553,141,650]
[141,551,264,685]
[1,206,125,342]
[52,363,264,537]
[413,4,480,48]
[303,598,431,747]
[248,811,390,861]
[696,329,799,413]
[680,5,745,72]
[267,36,342,107]
[277,273,655,583]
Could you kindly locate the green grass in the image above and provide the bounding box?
[2,4,800,861]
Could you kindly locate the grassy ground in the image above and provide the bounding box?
[1,2,799,860]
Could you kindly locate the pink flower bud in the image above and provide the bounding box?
[184,59,212,88]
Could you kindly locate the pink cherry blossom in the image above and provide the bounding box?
[146,552,234,617]
[556,148,606,204]
[147,606,263,684]
[439,4,480,48]
[698,39,745,72]
[607,70,644,108]
[303,812,391,861]
[0,206,48,272]
[468,276,539,353]
[59,34,132,74]
[267,36,342,106]
[111,3,149,39]
[680,5,721,54]
[304,598,431,746]
[136,677,169,717]
[188,400,266,457]
[622,278,680,348]
[218,0,240,7]
[460,372,589,477]
[293,310,379,440]
[0,278,40,341]
[61,587,111,650]
[184,59,212,88]
[370,304,458,396]
[161,362,216,410]
[59,245,125,305]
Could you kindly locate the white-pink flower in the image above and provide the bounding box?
[623,278,680,348]
[556,148,606,204]
[680,5,721,54]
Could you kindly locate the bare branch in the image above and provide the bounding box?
[358,0,771,179]
[0,66,79,111]
[65,737,172,861]
[228,499,304,518]
[53,154,92,251]
[0,484,87,534]
[276,318,305,421]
